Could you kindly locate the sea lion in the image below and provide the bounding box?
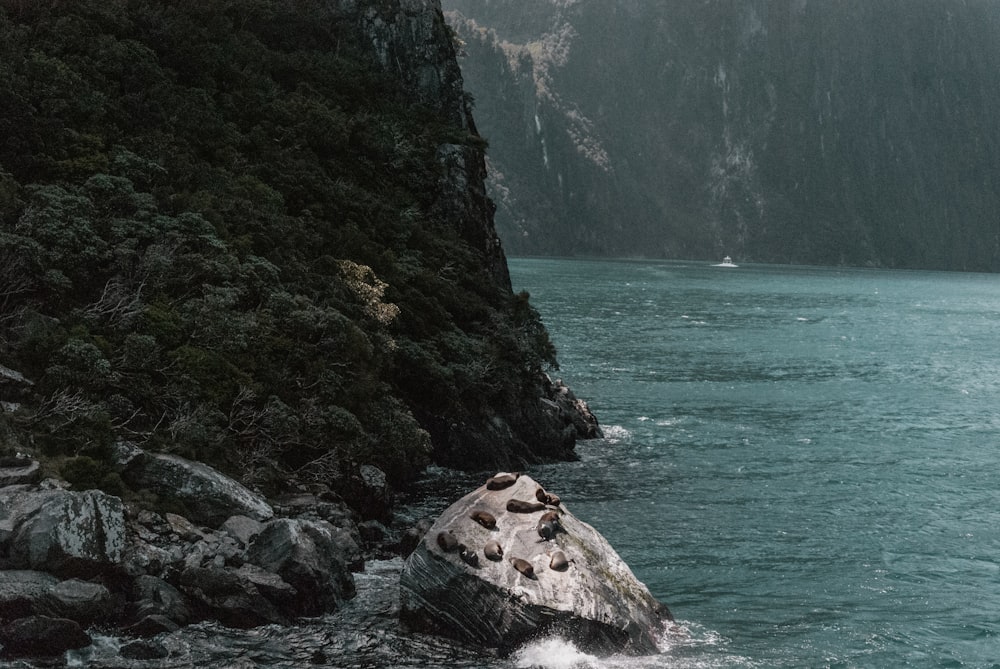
[536,519,556,541]
[486,472,521,490]
[509,556,536,579]
[549,550,569,571]
[436,531,458,553]
[535,487,562,507]
[484,539,503,561]
[506,499,546,513]
[539,510,560,524]
[469,510,497,529]
[458,544,480,568]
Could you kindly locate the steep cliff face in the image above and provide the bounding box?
[0,0,588,503]
[445,0,1000,271]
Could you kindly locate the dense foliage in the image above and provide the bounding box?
[0,0,557,497]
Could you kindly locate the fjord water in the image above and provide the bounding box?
[510,257,1000,667]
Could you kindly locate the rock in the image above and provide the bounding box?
[178,565,291,628]
[0,488,126,578]
[220,515,264,548]
[0,615,90,657]
[349,464,394,522]
[0,570,58,619]
[116,443,273,527]
[130,575,190,626]
[244,518,356,617]
[38,578,113,626]
[164,512,205,542]
[0,457,41,488]
[400,474,670,655]
[544,375,603,440]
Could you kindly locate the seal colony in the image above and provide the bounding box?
[399,472,674,655]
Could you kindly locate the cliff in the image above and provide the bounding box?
[444,0,1000,271]
[0,0,595,518]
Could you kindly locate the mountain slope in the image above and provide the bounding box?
[445,0,1000,270]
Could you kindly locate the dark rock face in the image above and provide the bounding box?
[0,487,126,577]
[116,444,273,527]
[37,578,114,626]
[0,570,58,619]
[0,457,41,488]
[244,518,357,617]
[400,474,670,654]
[445,0,1000,271]
[0,615,90,657]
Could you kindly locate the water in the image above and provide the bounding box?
[512,257,1000,667]
[45,258,1000,667]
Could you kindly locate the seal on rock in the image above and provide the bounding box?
[484,540,503,561]
[509,556,536,579]
[549,550,570,571]
[436,531,458,553]
[536,519,556,542]
[506,499,546,513]
[539,510,560,524]
[535,487,561,507]
[486,472,521,490]
[458,544,480,568]
[469,510,497,529]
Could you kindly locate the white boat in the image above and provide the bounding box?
[714,255,738,268]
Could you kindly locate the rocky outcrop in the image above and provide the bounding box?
[0,486,126,577]
[400,473,670,654]
[115,443,273,527]
[0,456,363,661]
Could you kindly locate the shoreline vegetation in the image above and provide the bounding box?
[0,0,599,660]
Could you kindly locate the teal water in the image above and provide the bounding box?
[513,257,1000,668]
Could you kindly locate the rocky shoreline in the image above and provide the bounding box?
[0,374,601,664]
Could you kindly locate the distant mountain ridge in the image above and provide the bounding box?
[444,0,1000,271]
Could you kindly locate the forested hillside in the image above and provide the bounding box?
[0,0,579,503]
[445,0,1000,271]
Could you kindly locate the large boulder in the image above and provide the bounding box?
[399,474,670,655]
[244,518,356,617]
[178,565,291,628]
[0,488,126,577]
[116,443,273,527]
[37,578,114,626]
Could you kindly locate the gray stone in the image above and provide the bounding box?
[0,488,126,577]
[0,615,90,657]
[400,474,671,655]
[0,457,41,488]
[117,445,273,527]
[245,518,356,617]
[178,566,290,628]
[220,514,264,547]
[38,578,113,626]
[130,575,190,625]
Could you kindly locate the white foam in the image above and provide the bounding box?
[601,425,632,442]
[513,637,599,669]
